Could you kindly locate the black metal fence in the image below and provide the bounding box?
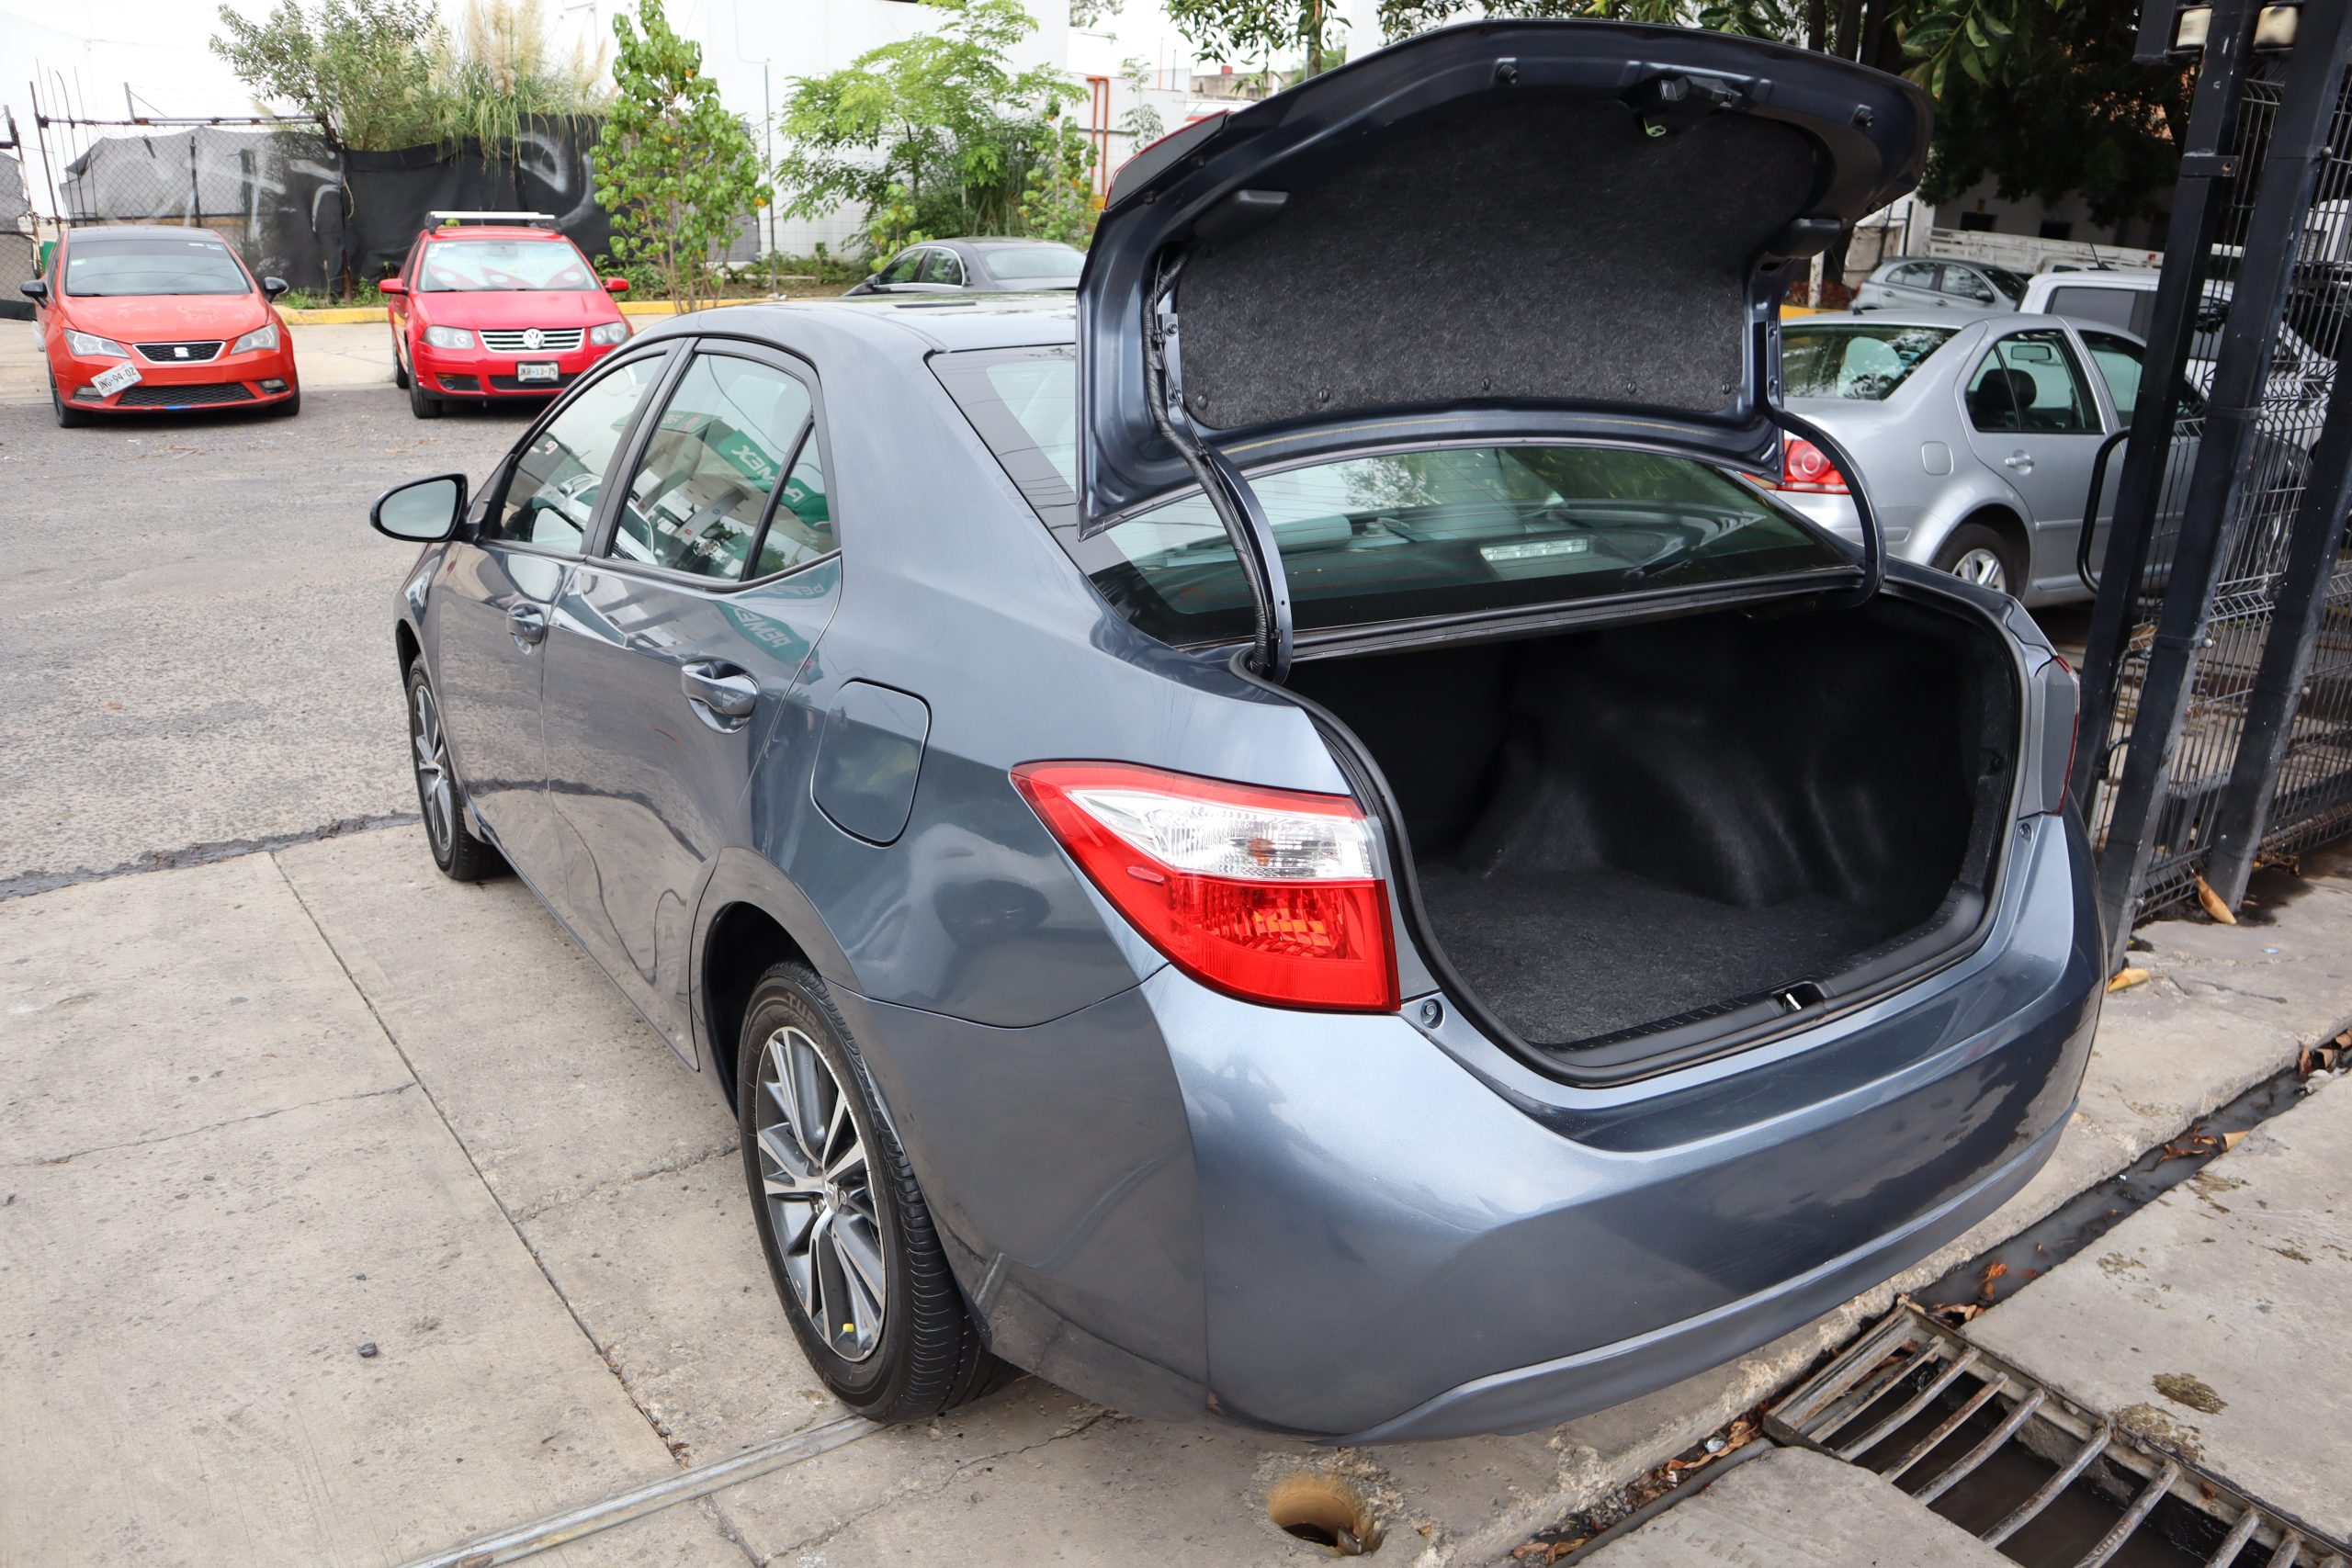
[2076,0,2352,960]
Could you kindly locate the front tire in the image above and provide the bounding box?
[51,373,90,428]
[391,333,411,389]
[738,962,1012,1422]
[1933,522,2025,599]
[409,373,443,420]
[405,664,498,881]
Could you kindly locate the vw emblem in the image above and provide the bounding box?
[521,328,545,351]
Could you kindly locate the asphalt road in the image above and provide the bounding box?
[0,386,530,890]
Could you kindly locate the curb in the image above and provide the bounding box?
[278,300,697,326]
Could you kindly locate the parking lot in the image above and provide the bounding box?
[6,327,2351,1566]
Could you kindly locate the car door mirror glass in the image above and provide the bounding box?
[373,474,468,541]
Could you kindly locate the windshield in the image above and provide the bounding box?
[64,235,251,297]
[978,245,1084,286]
[935,347,1850,646]
[1983,265,2031,299]
[420,238,595,292]
[1781,322,1955,400]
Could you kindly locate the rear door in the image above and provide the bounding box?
[430,346,673,881]
[537,338,839,1052]
[1958,324,2107,589]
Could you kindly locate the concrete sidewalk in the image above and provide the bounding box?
[5,827,2350,1565]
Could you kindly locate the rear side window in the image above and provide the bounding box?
[1780,323,1955,400]
[1967,329,2095,434]
[919,249,964,286]
[609,353,815,581]
[935,347,1849,647]
[487,355,669,549]
[2045,285,2141,333]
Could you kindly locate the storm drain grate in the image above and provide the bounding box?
[1767,1304,2346,1568]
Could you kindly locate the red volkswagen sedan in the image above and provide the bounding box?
[20,226,300,426]
[382,213,631,419]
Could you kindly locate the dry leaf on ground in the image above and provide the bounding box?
[2195,874,2238,925]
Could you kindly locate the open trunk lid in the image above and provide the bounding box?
[1074,18,1930,676]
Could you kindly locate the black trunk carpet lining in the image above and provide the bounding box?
[1417,863,1899,1044]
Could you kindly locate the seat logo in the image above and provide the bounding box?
[174,345,189,358]
[522,328,545,351]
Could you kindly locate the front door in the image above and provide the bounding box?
[432,350,672,881]
[1960,325,2107,593]
[539,343,839,1049]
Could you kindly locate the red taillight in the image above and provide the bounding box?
[1775,435,1850,493]
[1012,761,1399,1013]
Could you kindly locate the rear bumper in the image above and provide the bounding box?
[841,808,2100,1441]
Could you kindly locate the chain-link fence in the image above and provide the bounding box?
[1,108,37,321]
[2076,2,2352,955]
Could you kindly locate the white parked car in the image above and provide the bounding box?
[1852,256,2030,312]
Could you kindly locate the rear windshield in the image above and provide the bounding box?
[1781,322,1956,400]
[420,238,595,292]
[64,235,251,297]
[978,245,1084,285]
[935,347,1851,647]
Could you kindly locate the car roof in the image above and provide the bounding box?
[1792,309,2009,328]
[663,294,1080,354]
[423,225,570,243]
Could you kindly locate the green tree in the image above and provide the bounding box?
[775,0,1091,257]
[209,0,443,151]
[1168,0,1335,77]
[594,0,772,311]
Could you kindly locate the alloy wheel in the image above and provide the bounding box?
[411,682,456,858]
[754,1025,888,1362]
[1950,547,2008,593]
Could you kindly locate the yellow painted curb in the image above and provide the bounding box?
[1780,305,1826,317]
[280,305,383,324]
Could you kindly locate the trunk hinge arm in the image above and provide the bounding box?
[1145,253,1295,682]
[1770,404,1884,607]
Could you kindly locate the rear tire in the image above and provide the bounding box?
[405,664,499,882]
[1933,523,2025,599]
[409,374,442,420]
[51,373,90,428]
[737,961,1013,1423]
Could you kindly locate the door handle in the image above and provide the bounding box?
[506,603,548,646]
[2003,451,2035,474]
[681,663,759,718]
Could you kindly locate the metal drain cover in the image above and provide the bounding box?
[1768,1303,2347,1568]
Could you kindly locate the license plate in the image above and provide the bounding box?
[516,361,559,383]
[92,362,141,397]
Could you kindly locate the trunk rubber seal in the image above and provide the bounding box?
[1241,575,2035,1089]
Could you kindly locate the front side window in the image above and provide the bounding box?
[64,236,251,297]
[1781,323,1956,400]
[1966,328,2095,434]
[877,251,924,287]
[609,354,815,581]
[1943,267,1996,304]
[420,238,596,292]
[936,348,1849,647]
[487,355,669,548]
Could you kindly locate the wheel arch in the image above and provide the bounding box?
[1925,501,2030,578]
[694,850,858,1111]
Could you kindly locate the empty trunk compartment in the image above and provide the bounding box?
[1288,594,2020,1065]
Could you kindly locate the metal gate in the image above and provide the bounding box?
[2074,0,2352,964]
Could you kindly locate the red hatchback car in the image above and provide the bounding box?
[382,211,632,419]
[20,226,300,426]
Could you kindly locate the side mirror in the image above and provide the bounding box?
[18,279,48,301]
[605,276,629,294]
[372,473,468,542]
[379,278,409,298]
[261,276,289,298]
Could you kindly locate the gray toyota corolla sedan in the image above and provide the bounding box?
[369,21,2102,1444]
